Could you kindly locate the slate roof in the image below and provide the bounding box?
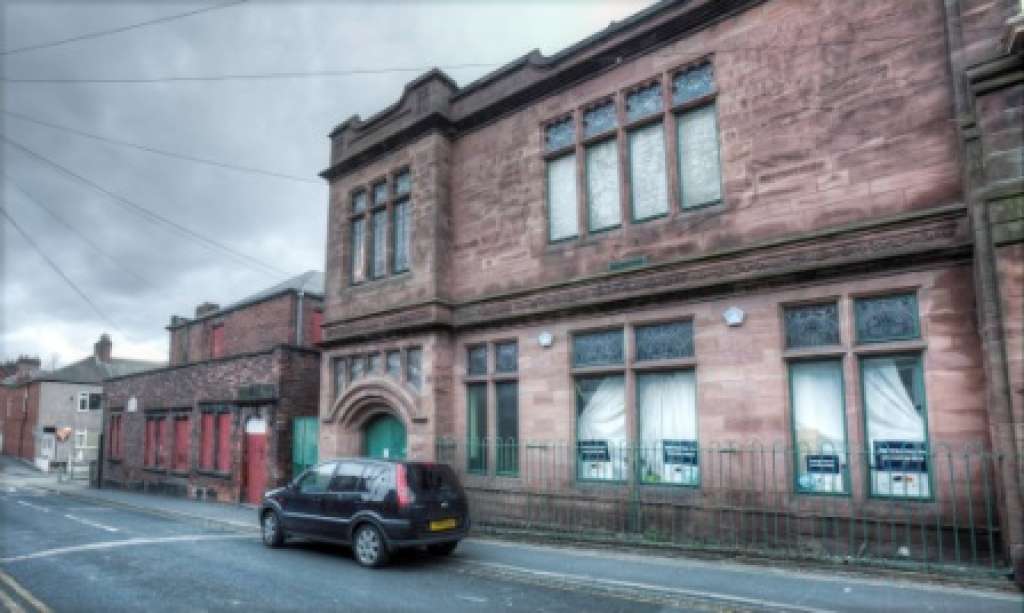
[171,270,325,327]
[29,355,164,385]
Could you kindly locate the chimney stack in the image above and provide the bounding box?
[15,355,41,379]
[94,334,112,363]
[195,302,220,318]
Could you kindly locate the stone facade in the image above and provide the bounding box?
[318,0,1024,577]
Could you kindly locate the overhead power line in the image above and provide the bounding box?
[3,110,320,185]
[0,206,123,335]
[2,134,290,280]
[1,1,248,56]
[0,63,501,84]
[4,174,150,287]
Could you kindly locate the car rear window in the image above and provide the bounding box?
[405,463,460,494]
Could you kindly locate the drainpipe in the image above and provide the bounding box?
[942,0,1024,584]
[295,289,305,346]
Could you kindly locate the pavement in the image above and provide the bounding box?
[1,455,1022,612]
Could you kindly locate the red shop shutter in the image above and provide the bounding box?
[200,413,214,469]
[109,416,118,459]
[211,325,225,358]
[156,418,167,467]
[174,417,190,471]
[144,420,153,466]
[216,413,232,472]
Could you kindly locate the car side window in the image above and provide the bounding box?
[364,464,391,500]
[299,462,336,494]
[329,462,366,493]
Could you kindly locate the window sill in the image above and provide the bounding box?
[631,357,697,371]
[782,346,846,361]
[852,340,926,356]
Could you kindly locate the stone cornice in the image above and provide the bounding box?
[321,206,970,344]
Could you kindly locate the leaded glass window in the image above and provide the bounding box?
[585,139,621,231]
[394,170,411,196]
[371,209,387,279]
[333,357,346,400]
[628,122,668,221]
[350,218,366,284]
[677,104,722,208]
[635,321,694,361]
[573,329,624,367]
[367,353,381,374]
[583,101,617,137]
[784,303,840,349]
[495,341,518,373]
[672,63,714,105]
[406,348,422,390]
[352,190,367,214]
[545,117,574,151]
[349,355,366,381]
[392,200,410,273]
[386,351,401,379]
[467,345,487,376]
[855,293,920,343]
[372,181,388,206]
[496,381,518,475]
[547,154,578,241]
[627,83,663,121]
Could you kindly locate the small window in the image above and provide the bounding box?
[394,170,411,196]
[89,393,102,411]
[855,293,920,343]
[300,462,337,494]
[635,321,694,361]
[572,329,624,367]
[352,190,367,214]
[467,345,487,376]
[495,341,518,374]
[350,218,366,284]
[386,351,401,379]
[372,181,388,206]
[672,63,714,105]
[367,353,381,375]
[333,358,346,400]
[78,393,89,412]
[626,82,663,121]
[546,154,578,241]
[583,101,617,137]
[545,116,574,152]
[349,356,366,381]
[784,303,840,349]
[406,348,422,390]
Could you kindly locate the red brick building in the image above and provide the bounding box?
[317,0,1023,577]
[101,271,324,503]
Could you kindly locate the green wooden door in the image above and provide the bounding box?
[292,417,318,478]
[364,414,406,460]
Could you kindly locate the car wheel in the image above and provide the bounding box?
[426,541,458,556]
[353,523,389,568]
[261,510,285,548]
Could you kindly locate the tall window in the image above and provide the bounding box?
[173,414,190,472]
[349,190,367,284]
[463,341,519,476]
[371,193,387,279]
[332,357,346,400]
[673,63,722,209]
[573,329,627,481]
[406,348,422,390]
[466,383,487,474]
[627,82,668,222]
[583,101,621,232]
[392,170,412,273]
[545,116,578,241]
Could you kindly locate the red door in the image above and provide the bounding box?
[244,418,267,504]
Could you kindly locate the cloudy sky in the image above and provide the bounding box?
[1,0,654,367]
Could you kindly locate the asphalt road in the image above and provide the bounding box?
[0,462,1021,612]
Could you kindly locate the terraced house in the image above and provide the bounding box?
[316,0,1024,579]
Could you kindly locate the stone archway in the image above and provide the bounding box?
[324,377,420,458]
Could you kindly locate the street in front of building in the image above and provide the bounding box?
[0,457,1020,613]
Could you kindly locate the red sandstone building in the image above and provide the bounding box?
[101,271,324,503]
[317,0,1023,578]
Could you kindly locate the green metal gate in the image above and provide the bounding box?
[291,417,318,478]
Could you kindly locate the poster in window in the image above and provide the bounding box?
[638,371,698,485]
[790,360,847,494]
[863,355,930,498]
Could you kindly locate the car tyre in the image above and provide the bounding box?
[261,510,285,548]
[353,523,389,568]
[426,541,458,556]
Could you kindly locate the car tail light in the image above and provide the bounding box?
[396,464,414,508]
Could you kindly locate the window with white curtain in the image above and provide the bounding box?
[546,154,578,241]
[790,360,847,494]
[628,122,668,221]
[862,354,930,498]
[637,371,698,485]
[585,138,621,232]
[575,375,627,481]
[677,104,722,208]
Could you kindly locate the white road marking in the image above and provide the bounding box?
[459,560,838,613]
[0,569,52,613]
[63,514,119,533]
[15,501,49,513]
[0,534,251,564]
[455,595,488,603]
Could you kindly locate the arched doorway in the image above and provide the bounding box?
[363,413,406,459]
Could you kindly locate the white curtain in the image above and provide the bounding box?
[577,376,626,480]
[863,358,924,445]
[791,360,845,493]
[638,371,697,484]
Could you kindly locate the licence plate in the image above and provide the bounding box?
[429,518,458,532]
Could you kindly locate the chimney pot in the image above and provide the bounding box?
[195,302,220,318]
[94,333,112,363]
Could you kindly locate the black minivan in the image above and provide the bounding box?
[258,459,469,567]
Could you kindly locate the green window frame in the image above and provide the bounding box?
[860,353,932,500]
[636,370,699,487]
[466,383,487,474]
[788,359,849,496]
[495,381,518,476]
